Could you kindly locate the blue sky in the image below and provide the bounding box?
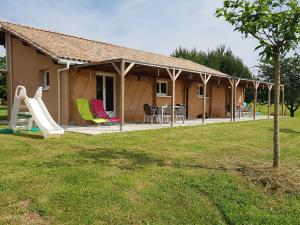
[0,0,261,73]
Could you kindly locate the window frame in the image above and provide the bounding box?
[156,81,168,96]
[42,70,50,91]
[197,84,204,97]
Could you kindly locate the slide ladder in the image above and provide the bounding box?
[9,86,64,139]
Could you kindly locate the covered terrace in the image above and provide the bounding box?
[71,58,283,132]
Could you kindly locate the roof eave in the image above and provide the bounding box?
[73,58,233,79]
[0,24,59,62]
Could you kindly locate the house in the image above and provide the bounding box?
[0,21,276,130]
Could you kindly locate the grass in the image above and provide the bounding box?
[0,105,7,120]
[0,118,300,224]
[254,103,300,117]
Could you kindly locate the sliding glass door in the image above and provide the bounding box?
[96,74,116,117]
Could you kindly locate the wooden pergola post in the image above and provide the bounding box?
[228,78,234,122]
[233,78,240,121]
[199,73,211,124]
[267,84,273,118]
[112,60,135,131]
[281,85,285,118]
[253,81,260,120]
[167,68,182,127]
[184,80,187,117]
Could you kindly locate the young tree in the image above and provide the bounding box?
[258,55,300,117]
[216,0,300,168]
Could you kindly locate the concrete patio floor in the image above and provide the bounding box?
[63,116,270,135]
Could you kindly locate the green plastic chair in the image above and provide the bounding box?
[76,99,107,125]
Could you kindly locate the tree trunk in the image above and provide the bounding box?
[273,48,281,168]
[290,109,295,117]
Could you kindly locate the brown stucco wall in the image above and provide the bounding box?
[211,84,227,118]
[124,75,153,122]
[236,86,244,107]
[69,70,246,124]
[155,79,185,107]
[70,72,187,124]
[70,69,97,125]
[60,70,70,125]
[210,85,245,118]
[188,83,211,119]
[9,37,61,121]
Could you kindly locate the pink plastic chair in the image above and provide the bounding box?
[91,99,120,123]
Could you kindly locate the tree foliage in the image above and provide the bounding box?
[171,45,252,79]
[216,0,300,59]
[216,0,300,168]
[258,54,300,117]
[0,56,6,101]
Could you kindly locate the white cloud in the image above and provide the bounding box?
[0,0,261,72]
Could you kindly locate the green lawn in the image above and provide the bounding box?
[0,118,300,224]
[0,105,7,120]
[254,103,300,117]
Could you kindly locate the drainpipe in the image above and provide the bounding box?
[57,62,70,125]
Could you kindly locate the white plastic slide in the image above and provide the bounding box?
[9,85,64,139]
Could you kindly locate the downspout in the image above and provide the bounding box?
[57,62,70,125]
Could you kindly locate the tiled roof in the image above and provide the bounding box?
[0,21,230,77]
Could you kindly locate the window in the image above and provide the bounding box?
[42,70,50,90]
[156,81,168,96]
[197,84,204,97]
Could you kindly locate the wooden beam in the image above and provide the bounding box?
[166,68,173,80]
[202,81,207,124]
[253,81,260,120]
[111,62,121,75]
[233,79,237,121]
[184,80,187,119]
[228,78,234,122]
[199,73,211,84]
[124,62,135,76]
[164,68,182,127]
[206,74,212,83]
[171,69,176,127]
[199,73,211,124]
[112,61,135,131]
[174,70,182,80]
[267,84,273,118]
[119,61,125,131]
[235,79,240,87]
[253,81,260,89]
[232,79,240,121]
[199,73,204,83]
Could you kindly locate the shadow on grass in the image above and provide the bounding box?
[32,148,165,171]
[11,132,43,139]
[267,128,300,134]
[279,128,300,134]
[77,148,165,170]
